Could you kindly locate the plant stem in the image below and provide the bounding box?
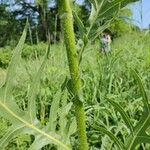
[58,0,89,149]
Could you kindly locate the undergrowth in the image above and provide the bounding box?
[0,31,150,149]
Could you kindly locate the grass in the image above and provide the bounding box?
[0,31,150,149]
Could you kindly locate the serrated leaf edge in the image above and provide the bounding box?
[0,101,70,150]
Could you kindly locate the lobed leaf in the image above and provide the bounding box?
[106,98,134,134]
[93,125,126,150]
[88,0,139,38]
[48,89,62,131]
[73,10,87,41]
[27,43,50,124]
[0,28,70,149]
[2,25,27,103]
[125,70,150,149]
[131,69,150,112]
[0,125,27,149]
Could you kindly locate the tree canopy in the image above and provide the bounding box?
[0,0,139,46]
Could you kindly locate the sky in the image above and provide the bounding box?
[131,0,150,29]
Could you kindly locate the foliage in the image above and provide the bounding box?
[0,43,48,68]
[0,30,150,149]
[0,0,140,47]
[0,4,19,47]
[109,8,133,37]
[72,0,140,64]
[0,26,76,150]
[2,0,150,150]
[22,42,47,58]
[0,50,12,68]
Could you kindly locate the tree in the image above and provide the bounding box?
[109,8,134,37]
[0,3,19,46]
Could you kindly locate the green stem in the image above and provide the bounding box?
[58,0,89,149]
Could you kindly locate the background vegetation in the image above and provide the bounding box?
[0,0,150,150]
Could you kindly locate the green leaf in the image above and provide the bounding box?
[48,90,62,131]
[73,10,87,40]
[125,110,150,149]
[0,99,26,124]
[0,125,27,149]
[0,99,69,149]
[131,69,150,112]
[0,28,70,150]
[27,43,50,124]
[88,0,139,38]
[136,135,150,144]
[93,125,125,150]
[66,117,77,141]
[88,20,111,41]
[2,25,27,103]
[106,98,134,134]
[125,70,150,149]
[29,131,61,150]
[59,102,73,137]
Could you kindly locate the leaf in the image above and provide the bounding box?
[89,0,139,21]
[88,0,139,38]
[87,0,105,37]
[66,117,77,141]
[88,0,105,23]
[131,69,150,112]
[73,10,87,41]
[0,99,26,124]
[0,28,70,150]
[27,42,50,124]
[2,24,27,103]
[0,125,26,149]
[59,102,73,137]
[106,98,134,134]
[88,20,111,41]
[0,99,70,149]
[125,70,150,149]
[136,135,150,144]
[93,125,125,150]
[104,70,150,149]
[108,73,114,94]
[28,130,61,150]
[125,110,150,149]
[48,90,62,131]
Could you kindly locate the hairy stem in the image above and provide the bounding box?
[58,0,89,149]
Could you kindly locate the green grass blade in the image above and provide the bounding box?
[137,135,150,144]
[108,73,114,94]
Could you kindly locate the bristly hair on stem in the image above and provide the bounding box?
[58,0,89,149]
